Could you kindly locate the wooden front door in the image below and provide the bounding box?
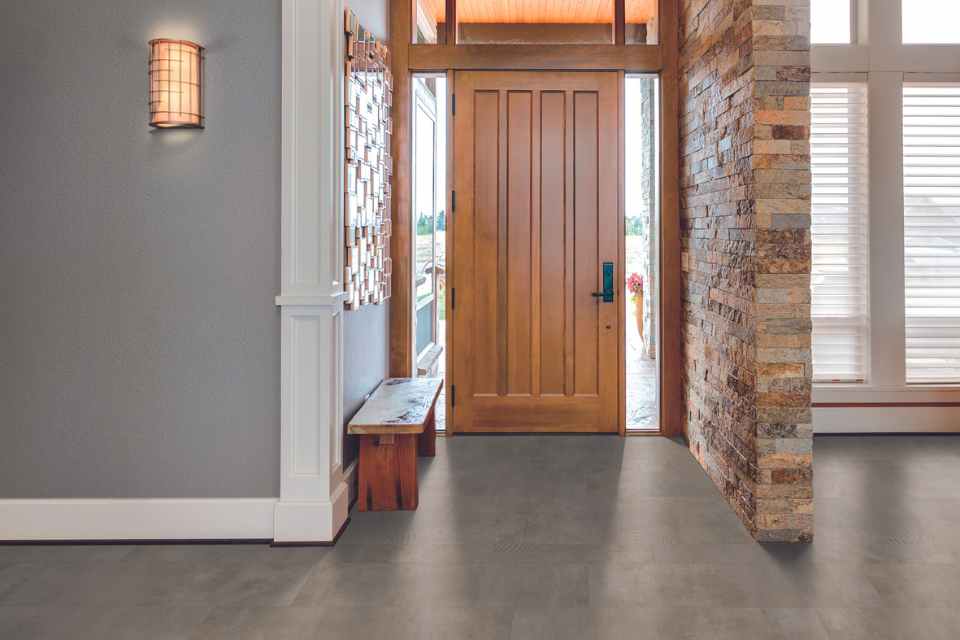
[451,71,620,433]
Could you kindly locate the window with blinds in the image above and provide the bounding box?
[810,83,870,383]
[904,84,960,384]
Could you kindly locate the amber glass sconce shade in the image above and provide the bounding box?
[149,39,204,128]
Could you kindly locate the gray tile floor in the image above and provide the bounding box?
[3,435,960,638]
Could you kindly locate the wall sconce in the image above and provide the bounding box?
[148,39,204,129]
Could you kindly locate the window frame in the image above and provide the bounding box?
[811,0,960,432]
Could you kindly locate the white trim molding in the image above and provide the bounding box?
[274,0,350,542]
[815,407,960,434]
[0,499,278,541]
[0,464,358,542]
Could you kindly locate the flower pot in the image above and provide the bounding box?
[634,295,644,339]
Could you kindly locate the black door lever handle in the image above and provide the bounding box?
[593,262,615,303]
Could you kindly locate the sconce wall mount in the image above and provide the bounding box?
[149,39,204,129]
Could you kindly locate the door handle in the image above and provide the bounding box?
[593,262,615,303]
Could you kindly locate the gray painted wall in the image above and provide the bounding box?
[343,304,390,467]
[342,0,390,468]
[350,0,389,40]
[0,0,282,498]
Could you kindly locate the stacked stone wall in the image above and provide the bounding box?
[679,0,812,542]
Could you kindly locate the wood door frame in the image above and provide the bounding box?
[390,0,682,438]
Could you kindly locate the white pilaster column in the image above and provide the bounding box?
[274,0,349,543]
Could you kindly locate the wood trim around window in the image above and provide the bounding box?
[657,0,682,439]
[390,0,683,439]
[814,402,960,408]
[390,0,414,377]
[409,44,661,72]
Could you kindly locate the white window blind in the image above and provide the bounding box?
[811,83,870,383]
[904,84,960,384]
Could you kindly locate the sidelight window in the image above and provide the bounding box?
[625,75,660,431]
[412,75,447,387]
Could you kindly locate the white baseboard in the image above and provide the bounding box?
[0,498,278,541]
[344,459,358,506]
[814,406,960,434]
[274,481,350,544]
[0,462,359,543]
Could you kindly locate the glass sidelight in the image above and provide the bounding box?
[412,75,448,391]
[625,75,660,431]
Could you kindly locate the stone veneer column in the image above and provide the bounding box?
[679,0,813,542]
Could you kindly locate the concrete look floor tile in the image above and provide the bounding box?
[816,607,960,640]
[1,436,959,637]
[0,546,135,568]
[510,606,830,640]
[192,604,513,640]
[188,605,332,640]
[0,604,210,640]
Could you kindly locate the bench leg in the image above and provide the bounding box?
[418,405,436,458]
[358,434,419,511]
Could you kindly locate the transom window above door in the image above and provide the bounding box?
[413,0,659,45]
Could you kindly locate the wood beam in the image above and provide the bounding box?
[615,0,626,45]
[409,44,661,72]
[658,0,683,439]
[445,0,456,45]
[390,0,414,377]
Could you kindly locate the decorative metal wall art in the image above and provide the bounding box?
[344,10,393,309]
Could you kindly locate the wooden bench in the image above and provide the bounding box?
[347,377,443,511]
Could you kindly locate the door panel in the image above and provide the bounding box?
[453,71,619,433]
[539,91,567,397]
[473,90,499,395]
[573,90,600,397]
[506,90,534,396]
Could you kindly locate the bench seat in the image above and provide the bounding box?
[348,377,442,511]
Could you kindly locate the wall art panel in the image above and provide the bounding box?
[344,10,393,309]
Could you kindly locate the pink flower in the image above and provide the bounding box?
[627,273,644,296]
